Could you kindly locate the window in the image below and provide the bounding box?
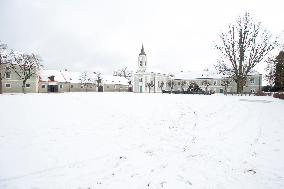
[213,80,217,85]
[59,85,63,89]
[5,72,11,79]
[251,88,255,93]
[249,78,255,84]
[5,83,11,88]
[25,83,31,88]
[140,61,142,66]
[178,82,180,86]
[42,84,46,88]
[139,78,143,82]
[71,85,73,88]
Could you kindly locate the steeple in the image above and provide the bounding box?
[137,44,147,72]
[139,44,146,55]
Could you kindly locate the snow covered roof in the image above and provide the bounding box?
[39,70,66,82]
[39,70,83,83]
[102,75,129,85]
[173,69,222,80]
[248,70,261,75]
[173,69,262,80]
[59,71,82,83]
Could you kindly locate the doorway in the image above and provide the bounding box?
[48,85,58,92]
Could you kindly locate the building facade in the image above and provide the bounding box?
[133,45,169,93]
[0,45,262,94]
[169,70,262,93]
[132,45,262,94]
[0,63,39,93]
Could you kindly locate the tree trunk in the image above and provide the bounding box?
[236,80,244,94]
[22,85,25,93]
[0,75,2,94]
[22,80,26,94]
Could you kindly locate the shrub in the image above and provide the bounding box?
[255,91,267,96]
[273,92,284,100]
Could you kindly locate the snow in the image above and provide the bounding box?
[39,70,82,83]
[173,69,261,80]
[102,75,129,85]
[59,71,82,83]
[39,70,67,82]
[173,70,222,80]
[38,71,129,85]
[0,93,284,189]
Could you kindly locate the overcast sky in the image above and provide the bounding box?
[0,0,283,74]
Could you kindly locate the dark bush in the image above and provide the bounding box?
[255,91,267,96]
[273,92,284,100]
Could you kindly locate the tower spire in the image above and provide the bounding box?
[139,44,146,55]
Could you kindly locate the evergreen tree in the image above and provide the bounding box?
[274,51,284,91]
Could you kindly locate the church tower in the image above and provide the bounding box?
[137,44,147,72]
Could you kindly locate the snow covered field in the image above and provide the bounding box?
[0,93,284,189]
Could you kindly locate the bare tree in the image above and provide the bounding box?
[146,81,154,93]
[158,81,164,92]
[10,52,41,93]
[221,78,232,95]
[167,80,174,92]
[79,72,96,92]
[215,12,278,93]
[113,67,132,79]
[265,57,275,87]
[94,72,103,92]
[0,42,9,94]
[180,81,186,92]
[202,80,211,94]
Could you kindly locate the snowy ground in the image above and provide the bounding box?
[0,93,284,189]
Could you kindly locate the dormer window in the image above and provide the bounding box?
[5,72,11,79]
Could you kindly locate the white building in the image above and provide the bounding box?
[132,45,262,94]
[170,69,262,93]
[133,45,168,93]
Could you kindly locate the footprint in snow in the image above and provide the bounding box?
[160,181,167,187]
[245,169,256,174]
